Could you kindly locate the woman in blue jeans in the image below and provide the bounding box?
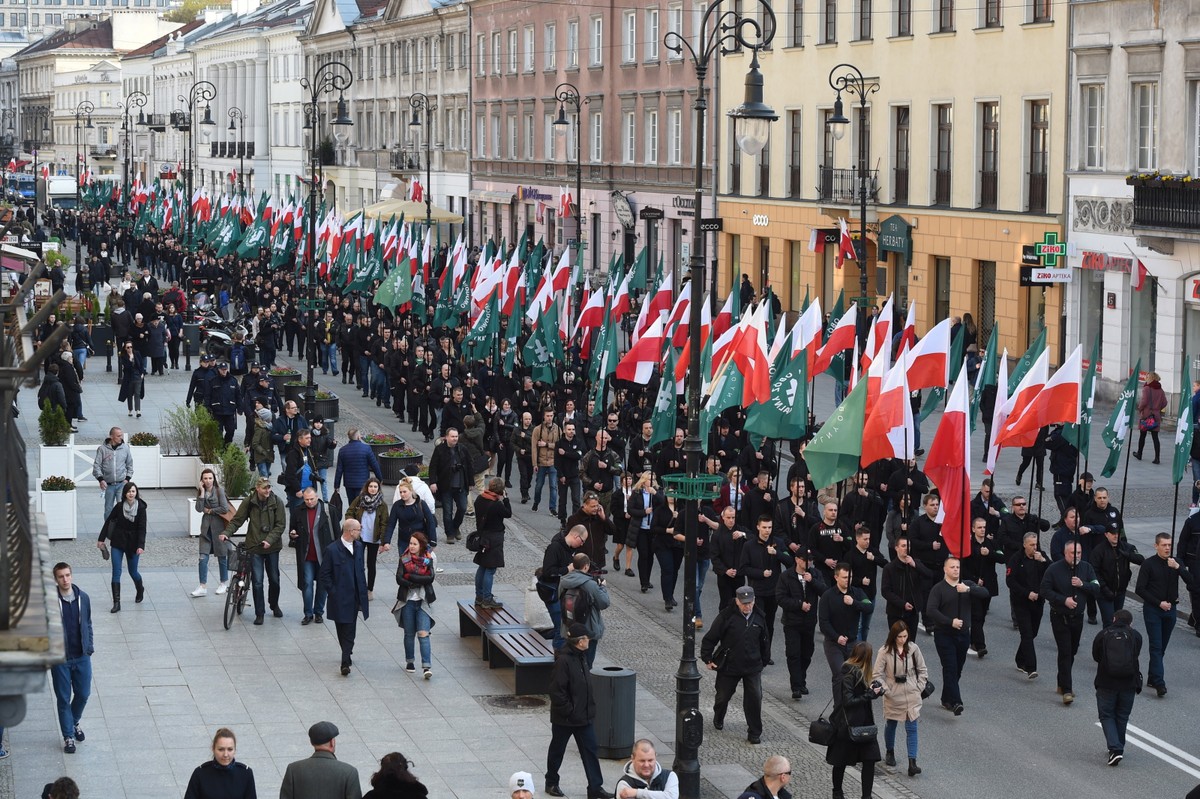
[96,482,148,613]
[396,532,436,679]
[873,621,928,777]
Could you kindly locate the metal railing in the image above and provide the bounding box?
[1132,184,1200,232]
[893,167,909,205]
[979,170,997,209]
[1027,171,1048,214]
[818,166,879,204]
[933,169,952,205]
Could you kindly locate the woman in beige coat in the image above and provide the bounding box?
[873,620,928,778]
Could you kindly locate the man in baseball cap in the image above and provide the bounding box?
[510,771,537,799]
[278,721,360,798]
[699,582,769,744]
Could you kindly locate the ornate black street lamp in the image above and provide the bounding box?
[827,63,879,302]
[73,100,95,290]
[407,92,435,231]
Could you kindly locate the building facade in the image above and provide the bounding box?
[1066,0,1200,402]
[467,0,714,282]
[715,0,1067,363]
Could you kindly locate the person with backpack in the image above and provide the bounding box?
[1091,608,1143,766]
[556,553,611,668]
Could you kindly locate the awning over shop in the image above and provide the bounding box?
[358,198,464,224]
[468,189,516,205]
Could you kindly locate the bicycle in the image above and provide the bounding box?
[223,543,251,630]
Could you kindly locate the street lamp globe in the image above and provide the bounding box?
[828,93,849,141]
[553,104,569,136]
[199,105,216,142]
[727,52,777,157]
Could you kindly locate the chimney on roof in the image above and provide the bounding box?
[229,0,262,18]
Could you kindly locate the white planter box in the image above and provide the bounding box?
[39,445,74,480]
[40,489,78,540]
[129,445,161,488]
[160,456,203,488]
[188,498,242,537]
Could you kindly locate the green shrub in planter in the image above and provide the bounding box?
[129,431,159,446]
[41,475,76,491]
[38,401,71,446]
[196,406,224,464]
[217,442,254,498]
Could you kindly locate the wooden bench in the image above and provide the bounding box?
[457,598,528,638]
[486,628,556,695]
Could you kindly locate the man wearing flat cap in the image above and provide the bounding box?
[279,721,362,799]
[700,584,770,744]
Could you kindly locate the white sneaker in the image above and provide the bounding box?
[215,582,228,595]
[190,586,207,597]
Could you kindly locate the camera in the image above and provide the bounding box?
[895,675,907,684]
[870,679,883,692]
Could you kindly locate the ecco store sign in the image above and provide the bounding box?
[752,214,769,227]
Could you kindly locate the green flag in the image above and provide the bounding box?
[1174,360,1193,485]
[824,290,847,387]
[701,358,746,450]
[591,313,620,410]
[1008,327,1047,394]
[1100,361,1140,478]
[921,326,965,422]
[1060,334,1100,458]
[522,302,561,384]
[970,325,1000,433]
[463,293,500,361]
[347,239,383,292]
[629,246,649,290]
[649,346,679,447]
[805,376,868,489]
[745,348,809,441]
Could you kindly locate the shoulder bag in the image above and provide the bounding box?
[808,696,836,746]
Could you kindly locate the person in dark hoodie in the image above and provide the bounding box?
[544,623,612,799]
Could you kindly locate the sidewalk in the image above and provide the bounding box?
[10,359,920,799]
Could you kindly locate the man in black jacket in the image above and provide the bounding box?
[880,535,932,635]
[710,506,748,609]
[1007,532,1049,678]
[925,557,988,715]
[961,517,1005,657]
[1091,528,1144,628]
[738,516,787,662]
[817,563,871,698]
[1091,609,1143,766]
[541,527,588,650]
[845,527,888,642]
[1135,533,1197,697]
[1040,540,1101,705]
[997,495,1051,555]
[775,551,827,699]
[700,585,770,744]
[428,428,474,544]
[555,421,585,521]
[544,624,611,799]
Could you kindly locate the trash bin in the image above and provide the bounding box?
[182,322,202,352]
[590,666,636,759]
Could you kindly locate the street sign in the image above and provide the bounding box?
[639,207,664,220]
[699,217,723,232]
[1021,245,1041,266]
[1036,231,1066,267]
[1020,266,1073,286]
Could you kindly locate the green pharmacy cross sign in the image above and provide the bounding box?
[1036,231,1066,267]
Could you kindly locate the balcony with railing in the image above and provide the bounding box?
[390,148,423,171]
[89,145,117,159]
[1131,179,1200,237]
[1027,171,1048,214]
[818,166,879,205]
[208,141,255,159]
[933,169,952,205]
[473,158,704,192]
[979,170,997,209]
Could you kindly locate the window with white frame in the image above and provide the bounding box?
[508,30,518,72]
[623,11,637,63]
[492,32,501,74]
[646,9,660,60]
[524,27,535,71]
[476,114,486,157]
[524,114,534,159]
[544,112,555,161]
[417,39,425,72]
[791,0,803,46]
[645,110,659,163]
[460,33,468,68]
[491,114,500,156]
[508,115,517,159]
[1194,83,1200,175]
[477,34,486,75]
[856,0,871,40]
[668,4,683,59]
[432,38,440,70]
[567,21,579,68]
[668,108,682,164]
[460,109,469,150]
[591,16,604,66]
[1081,83,1105,170]
[590,112,603,161]
[545,23,557,69]
[623,112,636,162]
[1133,81,1158,171]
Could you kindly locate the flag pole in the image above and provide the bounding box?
[1171,482,1181,555]
[1119,421,1134,512]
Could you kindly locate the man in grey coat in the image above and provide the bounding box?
[279,721,361,799]
[92,427,133,520]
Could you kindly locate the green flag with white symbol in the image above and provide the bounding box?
[744,348,809,441]
[1174,360,1193,485]
[1101,360,1140,478]
[649,345,679,448]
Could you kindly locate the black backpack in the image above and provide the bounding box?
[561,582,592,625]
[1102,626,1138,678]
